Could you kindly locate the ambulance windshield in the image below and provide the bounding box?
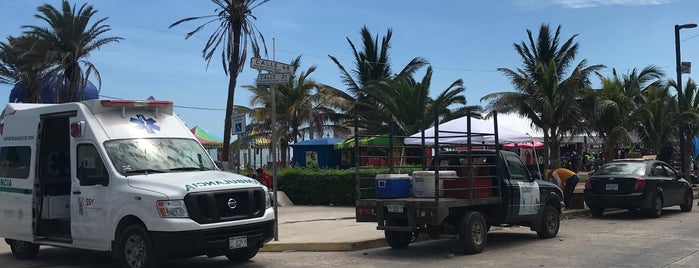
[104,138,217,176]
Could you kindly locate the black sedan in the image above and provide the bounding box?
[584,159,693,218]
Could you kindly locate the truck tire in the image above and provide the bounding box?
[117,225,158,268]
[536,205,560,239]
[646,194,663,218]
[225,247,260,262]
[6,239,39,259]
[385,230,412,249]
[590,206,605,217]
[680,190,693,212]
[458,211,487,254]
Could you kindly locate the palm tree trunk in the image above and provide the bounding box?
[221,22,243,162]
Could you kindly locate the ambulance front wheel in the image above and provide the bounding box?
[5,239,39,259]
[117,225,159,268]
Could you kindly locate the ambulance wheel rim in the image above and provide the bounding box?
[124,234,146,267]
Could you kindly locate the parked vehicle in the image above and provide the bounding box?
[584,159,693,218]
[354,113,564,254]
[0,100,274,268]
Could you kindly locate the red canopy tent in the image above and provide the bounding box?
[502,138,544,149]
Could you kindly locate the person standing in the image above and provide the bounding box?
[545,167,579,209]
[246,167,257,180]
[256,168,272,189]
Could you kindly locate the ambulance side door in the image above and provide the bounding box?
[71,142,111,250]
[0,145,35,242]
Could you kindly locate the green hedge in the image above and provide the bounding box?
[274,167,420,206]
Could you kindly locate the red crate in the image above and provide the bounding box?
[444,178,492,198]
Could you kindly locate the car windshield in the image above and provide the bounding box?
[594,162,646,176]
[104,138,216,176]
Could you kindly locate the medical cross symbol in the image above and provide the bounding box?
[130,114,161,134]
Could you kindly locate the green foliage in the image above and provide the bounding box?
[276,166,420,206]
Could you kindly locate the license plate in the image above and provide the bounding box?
[229,236,248,249]
[605,184,618,191]
[387,204,404,213]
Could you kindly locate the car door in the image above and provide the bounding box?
[660,164,684,205]
[502,152,540,221]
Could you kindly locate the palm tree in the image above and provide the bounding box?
[669,78,699,166]
[483,24,603,167]
[634,85,682,159]
[244,56,350,166]
[581,66,664,163]
[170,0,269,162]
[0,35,46,102]
[23,1,121,103]
[329,26,428,122]
[361,66,479,136]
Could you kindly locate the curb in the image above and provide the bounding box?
[261,238,387,252]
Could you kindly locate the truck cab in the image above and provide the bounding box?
[0,100,274,267]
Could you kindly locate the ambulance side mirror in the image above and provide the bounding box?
[78,168,109,186]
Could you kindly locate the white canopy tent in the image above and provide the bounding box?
[404,116,535,146]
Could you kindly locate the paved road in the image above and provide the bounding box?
[2,206,699,267]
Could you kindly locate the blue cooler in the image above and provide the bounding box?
[375,174,410,198]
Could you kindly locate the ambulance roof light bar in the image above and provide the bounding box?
[100,100,173,118]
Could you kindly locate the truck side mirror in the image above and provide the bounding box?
[78,168,109,186]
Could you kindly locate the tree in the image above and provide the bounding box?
[669,78,699,166]
[23,0,121,103]
[483,24,603,167]
[329,26,428,124]
[0,35,46,102]
[244,56,350,166]
[361,66,479,136]
[581,66,664,163]
[170,0,269,162]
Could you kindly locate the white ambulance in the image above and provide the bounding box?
[0,99,274,268]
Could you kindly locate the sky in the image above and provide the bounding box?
[1,0,698,140]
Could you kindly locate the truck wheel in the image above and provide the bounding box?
[590,206,605,217]
[117,225,158,268]
[6,239,39,259]
[384,231,412,249]
[536,205,559,239]
[680,190,693,212]
[225,247,260,262]
[458,211,486,254]
[646,194,663,218]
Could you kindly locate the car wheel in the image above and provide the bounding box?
[118,225,158,268]
[384,230,412,249]
[458,211,487,254]
[6,239,39,260]
[590,206,605,217]
[646,194,663,218]
[225,247,260,262]
[537,205,560,239]
[680,190,693,212]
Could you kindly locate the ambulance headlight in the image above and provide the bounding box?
[266,191,272,209]
[157,200,189,218]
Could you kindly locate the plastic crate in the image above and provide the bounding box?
[444,178,493,198]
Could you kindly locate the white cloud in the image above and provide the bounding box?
[552,0,671,8]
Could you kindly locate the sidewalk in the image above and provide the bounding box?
[261,185,699,252]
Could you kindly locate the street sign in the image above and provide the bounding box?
[256,73,290,85]
[232,113,246,134]
[250,57,294,74]
[681,62,691,74]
